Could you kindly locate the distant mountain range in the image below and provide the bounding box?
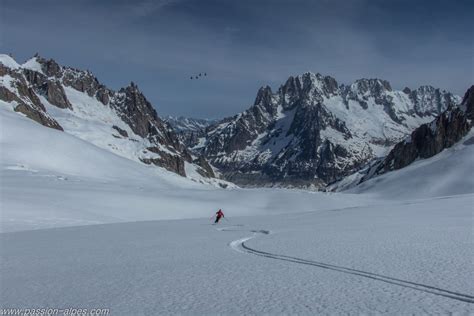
[188,73,462,188]
[1,53,471,190]
[164,116,217,133]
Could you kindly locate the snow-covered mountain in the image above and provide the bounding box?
[0,54,219,183]
[0,53,465,190]
[164,116,217,133]
[326,85,474,192]
[349,131,474,199]
[164,115,218,150]
[193,72,460,188]
[362,85,473,181]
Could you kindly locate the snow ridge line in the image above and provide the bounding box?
[221,226,474,304]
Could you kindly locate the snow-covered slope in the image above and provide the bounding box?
[3,98,471,232]
[0,105,373,232]
[349,131,474,199]
[196,73,460,188]
[0,105,192,186]
[1,191,472,314]
[0,54,216,182]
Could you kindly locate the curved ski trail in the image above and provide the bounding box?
[217,225,474,304]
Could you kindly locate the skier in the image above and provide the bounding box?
[214,209,224,224]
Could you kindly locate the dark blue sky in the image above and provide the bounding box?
[1,0,472,118]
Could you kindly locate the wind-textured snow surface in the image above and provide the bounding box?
[1,196,472,314]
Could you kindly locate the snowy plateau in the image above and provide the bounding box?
[0,54,473,315]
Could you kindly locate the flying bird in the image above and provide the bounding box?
[189,73,208,80]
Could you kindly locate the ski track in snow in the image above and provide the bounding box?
[219,225,474,304]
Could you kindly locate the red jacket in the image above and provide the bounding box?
[216,210,224,217]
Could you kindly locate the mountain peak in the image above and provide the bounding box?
[280,72,339,100]
[461,85,474,120]
[22,55,45,74]
[352,78,392,94]
[119,81,141,95]
[298,72,328,84]
[402,87,411,94]
[254,85,273,105]
[416,84,434,90]
[125,81,143,93]
[31,55,62,77]
[0,54,21,69]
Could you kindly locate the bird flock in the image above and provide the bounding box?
[190,72,207,80]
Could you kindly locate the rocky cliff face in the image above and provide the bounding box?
[0,62,64,130]
[194,72,460,188]
[460,85,474,120]
[0,54,214,180]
